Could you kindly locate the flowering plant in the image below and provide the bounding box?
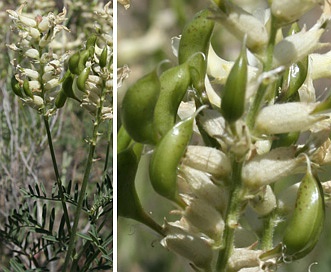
[118,0,331,271]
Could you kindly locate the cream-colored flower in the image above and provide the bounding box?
[271,0,322,24]
[255,102,327,135]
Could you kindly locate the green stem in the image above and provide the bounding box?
[216,161,244,271]
[246,15,279,130]
[62,140,96,270]
[260,208,280,250]
[43,116,71,233]
[104,118,113,173]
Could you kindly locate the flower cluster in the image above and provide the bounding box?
[119,0,331,271]
[7,3,69,114]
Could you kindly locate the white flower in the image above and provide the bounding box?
[254,102,327,135]
[181,145,231,178]
[242,147,305,189]
[271,0,322,24]
[179,165,229,213]
[211,2,269,52]
[161,220,214,270]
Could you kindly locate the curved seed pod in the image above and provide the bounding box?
[78,49,91,74]
[62,74,80,102]
[178,9,214,92]
[121,69,160,144]
[149,108,204,206]
[68,51,81,75]
[118,147,164,235]
[11,75,24,98]
[280,56,308,102]
[282,159,325,260]
[77,67,91,92]
[23,79,34,98]
[153,63,191,140]
[117,125,132,153]
[271,131,300,149]
[99,46,108,68]
[86,35,97,50]
[221,44,247,123]
[54,90,67,108]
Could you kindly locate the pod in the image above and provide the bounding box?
[54,90,67,108]
[11,75,24,98]
[118,147,164,235]
[117,125,132,153]
[178,9,214,92]
[77,49,91,74]
[62,74,80,102]
[99,46,108,68]
[121,69,160,144]
[23,79,34,98]
[149,109,203,207]
[77,67,91,92]
[68,51,81,75]
[153,63,191,140]
[221,44,248,123]
[282,160,325,260]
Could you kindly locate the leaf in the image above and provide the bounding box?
[49,208,55,232]
[77,232,93,241]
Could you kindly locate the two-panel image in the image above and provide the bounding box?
[1,0,331,271]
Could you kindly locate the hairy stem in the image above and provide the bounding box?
[216,161,245,271]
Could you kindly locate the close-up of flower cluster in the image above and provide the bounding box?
[118,0,331,271]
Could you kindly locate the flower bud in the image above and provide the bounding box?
[255,102,327,135]
[242,147,305,189]
[25,48,40,59]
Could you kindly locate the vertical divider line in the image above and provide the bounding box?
[112,1,118,271]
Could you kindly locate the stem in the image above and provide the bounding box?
[246,15,278,130]
[62,130,97,270]
[260,208,280,250]
[104,119,113,173]
[43,116,71,233]
[216,161,245,271]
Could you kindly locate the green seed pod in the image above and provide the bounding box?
[221,44,248,123]
[153,63,191,140]
[149,109,204,207]
[11,75,24,98]
[280,57,308,102]
[117,125,132,153]
[282,160,325,260]
[86,35,97,49]
[117,147,142,220]
[178,9,214,92]
[77,67,91,92]
[99,46,108,68]
[23,79,34,98]
[118,147,164,236]
[271,131,300,149]
[121,69,160,144]
[78,49,91,74]
[68,51,81,75]
[62,74,80,102]
[54,90,67,108]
